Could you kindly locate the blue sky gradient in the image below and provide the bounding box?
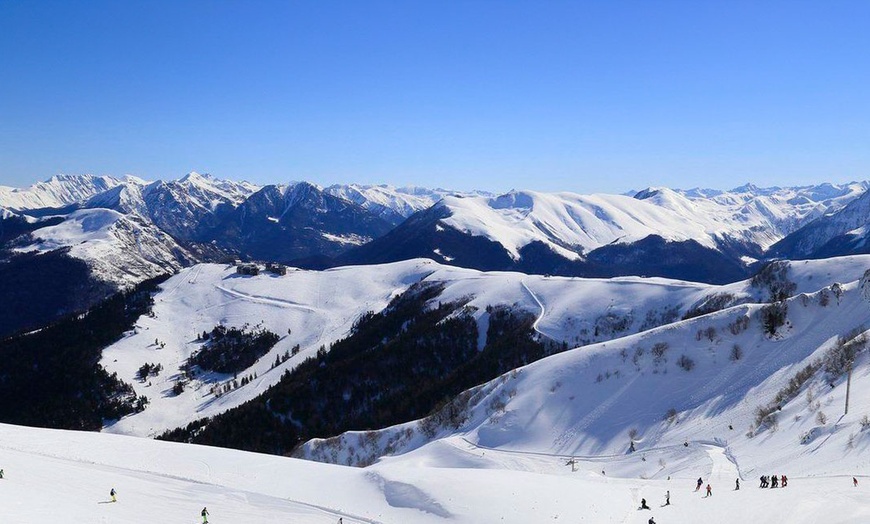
[1,1,868,193]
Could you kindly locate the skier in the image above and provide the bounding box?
[110,488,117,503]
[649,518,656,524]
[0,468,4,479]
[735,478,740,490]
[854,477,859,487]
[759,475,765,488]
[781,475,787,487]
[201,507,209,523]
[771,475,778,488]
[665,490,670,505]
[695,477,703,491]
[640,498,650,510]
[706,484,712,497]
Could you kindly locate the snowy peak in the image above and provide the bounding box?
[0,174,141,211]
[175,171,260,204]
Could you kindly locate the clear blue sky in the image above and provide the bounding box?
[1,1,868,193]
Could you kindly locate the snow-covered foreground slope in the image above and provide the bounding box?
[2,421,870,523]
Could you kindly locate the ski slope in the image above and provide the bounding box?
[2,421,870,523]
[302,262,870,486]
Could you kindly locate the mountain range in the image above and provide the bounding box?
[2,173,870,337]
[4,173,870,522]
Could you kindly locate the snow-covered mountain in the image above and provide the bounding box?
[341,183,868,283]
[3,173,870,336]
[11,208,193,286]
[324,183,490,225]
[298,258,870,485]
[771,187,870,259]
[98,256,870,438]
[6,175,870,523]
[23,254,859,524]
[0,174,143,212]
[202,182,396,262]
[445,182,866,258]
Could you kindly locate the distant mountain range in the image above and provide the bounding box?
[2,172,870,336]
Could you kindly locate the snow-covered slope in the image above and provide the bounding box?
[13,209,191,286]
[301,259,870,485]
[0,174,143,211]
[3,407,870,523]
[99,257,870,437]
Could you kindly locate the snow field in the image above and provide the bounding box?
[3,422,870,523]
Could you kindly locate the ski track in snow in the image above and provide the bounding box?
[214,284,320,311]
[520,279,552,342]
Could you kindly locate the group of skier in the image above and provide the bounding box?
[759,474,787,488]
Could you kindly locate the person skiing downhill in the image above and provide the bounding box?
[201,507,209,523]
[854,477,859,487]
[695,477,703,491]
[735,478,740,490]
[110,488,117,503]
[640,498,650,510]
[665,490,670,505]
[706,484,712,497]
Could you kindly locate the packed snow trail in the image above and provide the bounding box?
[702,444,740,484]
[520,279,551,341]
